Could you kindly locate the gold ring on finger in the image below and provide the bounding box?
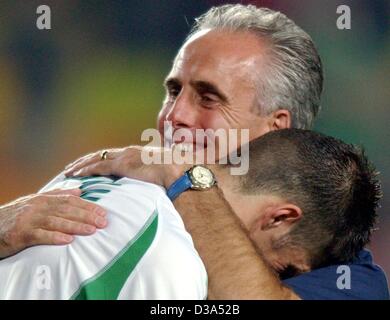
[101,150,109,161]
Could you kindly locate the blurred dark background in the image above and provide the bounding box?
[0,1,389,277]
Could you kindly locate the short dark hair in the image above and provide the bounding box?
[239,129,381,268]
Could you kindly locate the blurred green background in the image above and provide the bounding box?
[0,0,389,276]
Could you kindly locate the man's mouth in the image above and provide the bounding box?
[164,130,209,152]
[172,142,206,152]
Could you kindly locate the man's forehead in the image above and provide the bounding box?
[169,29,266,83]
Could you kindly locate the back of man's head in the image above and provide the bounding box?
[189,4,323,129]
[239,129,381,268]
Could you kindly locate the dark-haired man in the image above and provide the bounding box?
[66,129,389,299]
[1,129,388,299]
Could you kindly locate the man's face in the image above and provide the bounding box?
[157,29,274,159]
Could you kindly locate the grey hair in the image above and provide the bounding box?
[188,4,323,129]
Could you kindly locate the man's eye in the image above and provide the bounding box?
[201,95,217,104]
[168,88,181,97]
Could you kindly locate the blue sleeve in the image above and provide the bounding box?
[282,253,389,300]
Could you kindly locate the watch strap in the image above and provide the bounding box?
[166,171,193,201]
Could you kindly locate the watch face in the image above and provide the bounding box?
[191,166,215,187]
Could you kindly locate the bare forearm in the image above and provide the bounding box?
[63,147,300,298]
[174,187,300,300]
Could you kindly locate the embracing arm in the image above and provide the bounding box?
[64,146,300,299]
[0,188,107,259]
[174,187,300,300]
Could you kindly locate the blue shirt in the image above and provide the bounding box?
[283,250,389,300]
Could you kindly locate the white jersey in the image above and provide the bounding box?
[0,174,207,300]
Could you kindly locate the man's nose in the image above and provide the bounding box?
[165,93,198,129]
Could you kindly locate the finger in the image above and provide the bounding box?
[71,161,118,177]
[46,195,107,217]
[65,152,96,170]
[55,205,108,228]
[65,148,125,176]
[42,216,98,235]
[42,188,82,196]
[64,149,115,175]
[64,153,101,176]
[26,229,74,246]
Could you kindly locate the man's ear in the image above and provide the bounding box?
[262,204,302,230]
[271,109,291,130]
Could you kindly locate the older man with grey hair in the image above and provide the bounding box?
[1,4,322,259]
[183,5,323,129]
[154,4,323,154]
[2,4,386,299]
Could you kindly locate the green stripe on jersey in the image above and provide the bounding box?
[70,210,158,300]
[81,196,100,202]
